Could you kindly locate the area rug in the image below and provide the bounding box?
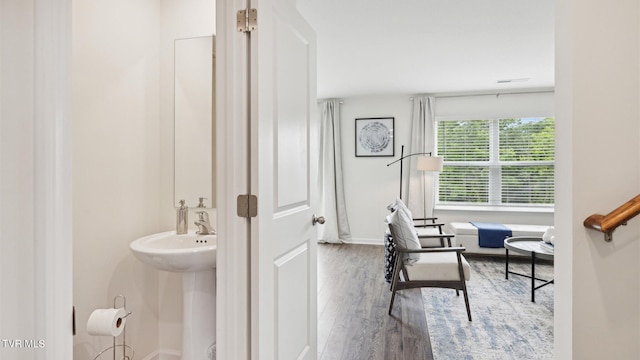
[422,255,554,360]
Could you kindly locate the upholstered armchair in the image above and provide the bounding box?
[386,207,472,321]
[387,198,455,247]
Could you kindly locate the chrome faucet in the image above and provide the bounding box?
[194,211,215,235]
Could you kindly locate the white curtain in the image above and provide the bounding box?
[403,95,437,218]
[318,100,352,243]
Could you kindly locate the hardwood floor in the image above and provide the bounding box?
[317,244,433,360]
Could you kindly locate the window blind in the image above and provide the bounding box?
[436,118,555,208]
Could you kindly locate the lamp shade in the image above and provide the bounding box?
[416,156,443,172]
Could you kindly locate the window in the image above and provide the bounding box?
[436,117,555,208]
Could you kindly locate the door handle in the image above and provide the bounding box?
[312,215,326,226]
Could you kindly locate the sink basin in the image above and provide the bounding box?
[130,230,216,272]
[130,230,217,359]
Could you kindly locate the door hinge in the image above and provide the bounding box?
[237,194,258,218]
[237,9,257,33]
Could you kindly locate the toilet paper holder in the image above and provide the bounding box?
[93,294,134,360]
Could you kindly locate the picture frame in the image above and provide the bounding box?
[355,117,394,157]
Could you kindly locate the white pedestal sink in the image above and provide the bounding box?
[130,231,216,360]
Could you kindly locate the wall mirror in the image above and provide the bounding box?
[174,35,216,208]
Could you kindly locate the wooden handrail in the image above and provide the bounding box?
[583,194,640,242]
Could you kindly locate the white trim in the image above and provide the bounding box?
[0,3,4,342]
[341,238,384,246]
[33,0,73,358]
[140,349,181,360]
[435,204,554,213]
[216,0,251,359]
[140,350,161,360]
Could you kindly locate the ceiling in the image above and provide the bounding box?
[296,0,554,99]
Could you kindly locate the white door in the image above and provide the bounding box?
[250,0,318,358]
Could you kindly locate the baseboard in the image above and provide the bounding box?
[342,237,384,246]
[140,349,181,360]
[140,351,159,360]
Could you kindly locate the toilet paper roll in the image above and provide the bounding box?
[87,307,127,336]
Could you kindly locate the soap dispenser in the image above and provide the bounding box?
[177,200,188,234]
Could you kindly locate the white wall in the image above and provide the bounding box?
[1,0,37,356]
[159,0,215,354]
[72,0,215,358]
[340,93,554,245]
[340,95,412,244]
[556,0,640,358]
[72,1,163,359]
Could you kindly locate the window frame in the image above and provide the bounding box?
[434,117,555,211]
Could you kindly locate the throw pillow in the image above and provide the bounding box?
[395,198,415,224]
[386,198,401,212]
[387,209,421,264]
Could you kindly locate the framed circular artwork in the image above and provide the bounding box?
[355,117,394,157]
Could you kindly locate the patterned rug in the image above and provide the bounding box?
[422,255,554,360]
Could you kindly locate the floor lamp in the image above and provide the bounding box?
[386,145,444,200]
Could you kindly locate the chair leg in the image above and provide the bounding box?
[389,251,401,291]
[388,256,402,315]
[456,252,472,321]
[462,283,472,321]
[388,289,397,315]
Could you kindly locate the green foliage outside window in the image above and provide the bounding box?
[438,166,489,203]
[437,120,489,162]
[437,118,555,207]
